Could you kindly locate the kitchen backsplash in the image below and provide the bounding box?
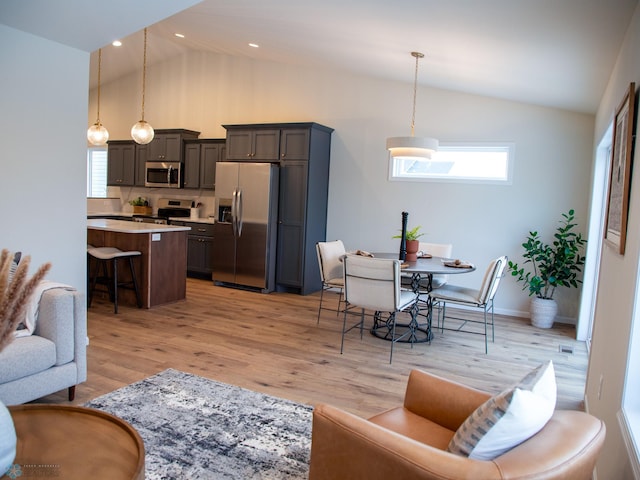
[88,188,216,217]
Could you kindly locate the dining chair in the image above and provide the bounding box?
[418,242,453,289]
[400,242,453,293]
[341,254,419,363]
[429,255,507,353]
[315,240,346,323]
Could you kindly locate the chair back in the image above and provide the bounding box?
[418,242,453,259]
[343,255,400,312]
[316,240,346,283]
[419,242,453,288]
[477,255,508,304]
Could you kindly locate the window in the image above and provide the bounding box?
[619,255,640,478]
[389,143,514,184]
[87,147,108,197]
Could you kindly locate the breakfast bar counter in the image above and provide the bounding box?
[87,219,191,308]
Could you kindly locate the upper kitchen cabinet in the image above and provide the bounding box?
[224,123,334,295]
[107,140,136,186]
[183,139,225,190]
[224,127,280,161]
[147,129,200,162]
[134,144,148,187]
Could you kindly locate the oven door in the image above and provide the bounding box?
[145,162,182,188]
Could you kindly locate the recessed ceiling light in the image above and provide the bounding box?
[112,40,122,47]
[175,33,185,38]
[249,43,259,48]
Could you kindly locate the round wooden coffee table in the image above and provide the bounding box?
[3,404,144,479]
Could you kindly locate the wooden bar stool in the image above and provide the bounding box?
[88,247,142,314]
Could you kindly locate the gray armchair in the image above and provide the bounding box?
[0,287,87,405]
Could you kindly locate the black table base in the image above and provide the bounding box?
[370,303,433,344]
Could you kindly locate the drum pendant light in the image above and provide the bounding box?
[386,52,438,159]
[131,28,154,145]
[87,48,109,146]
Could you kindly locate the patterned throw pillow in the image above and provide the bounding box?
[8,252,21,282]
[447,360,556,461]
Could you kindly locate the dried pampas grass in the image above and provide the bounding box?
[0,249,51,353]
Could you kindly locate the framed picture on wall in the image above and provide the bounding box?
[605,82,636,255]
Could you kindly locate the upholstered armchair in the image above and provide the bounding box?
[309,369,605,480]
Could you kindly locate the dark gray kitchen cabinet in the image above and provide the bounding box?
[183,139,225,190]
[134,144,148,186]
[147,129,200,162]
[276,160,308,288]
[171,221,215,276]
[183,142,201,189]
[222,122,333,295]
[107,140,135,186]
[224,128,280,161]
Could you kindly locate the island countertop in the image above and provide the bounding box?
[87,218,191,233]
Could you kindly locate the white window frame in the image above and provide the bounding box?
[618,258,640,479]
[87,147,108,198]
[388,142,514,185]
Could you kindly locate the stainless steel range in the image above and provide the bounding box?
[132,198,192,224]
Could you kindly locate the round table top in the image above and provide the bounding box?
[4,404,144,480]
[371,252,477,275]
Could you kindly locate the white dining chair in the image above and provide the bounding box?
[316,240,346,323]
[341,254,419,363]
[418,242,453,289]
[429,255,507,353]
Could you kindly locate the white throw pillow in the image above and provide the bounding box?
[447,360,556,460]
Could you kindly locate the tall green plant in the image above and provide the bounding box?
[508,209,587,300]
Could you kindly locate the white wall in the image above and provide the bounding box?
[586,3,640,478]
[0,25,88,292]
[93,50,594,320]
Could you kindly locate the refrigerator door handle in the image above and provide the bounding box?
[237,188,243,237]
[231,188,239,237]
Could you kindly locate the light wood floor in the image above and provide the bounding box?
[39,278,588,416]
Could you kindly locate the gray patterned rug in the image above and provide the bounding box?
[85,369,313,479]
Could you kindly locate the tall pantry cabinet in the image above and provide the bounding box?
[223,122,334,295]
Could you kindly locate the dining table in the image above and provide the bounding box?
[370,252,476,344]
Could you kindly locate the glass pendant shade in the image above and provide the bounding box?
[87,48,109,146]
[131,120,154,144]
[132,28,154,145]
[87,122,109,145]
[386,136,438,159]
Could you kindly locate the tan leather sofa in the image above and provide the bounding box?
[309,369,605,480]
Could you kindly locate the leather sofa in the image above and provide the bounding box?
[0,288,87,405]
[309,369,605,480]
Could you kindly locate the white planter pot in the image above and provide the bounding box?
[0,400,16,476]
[530,297,558,328]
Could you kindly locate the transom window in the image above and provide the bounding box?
[389,143,514,184]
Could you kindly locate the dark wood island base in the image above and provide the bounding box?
[88,219,190,308]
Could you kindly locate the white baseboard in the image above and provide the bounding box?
[450,304,578,326]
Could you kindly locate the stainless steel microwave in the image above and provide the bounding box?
[145,161,183,188]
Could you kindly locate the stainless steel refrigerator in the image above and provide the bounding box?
[212,162,279,292]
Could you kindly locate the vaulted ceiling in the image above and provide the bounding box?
[2,0,638,114]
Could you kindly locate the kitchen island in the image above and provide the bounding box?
[87,219,191,308]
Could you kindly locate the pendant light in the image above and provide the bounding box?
[87,48,109,145]
[386,51,438,159]
[131,28,154,144]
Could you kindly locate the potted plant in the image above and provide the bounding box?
[393,226,424,262]
[508,209,587,328]
[129,197,151,215]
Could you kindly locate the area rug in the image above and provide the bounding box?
[85,369,313,479]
